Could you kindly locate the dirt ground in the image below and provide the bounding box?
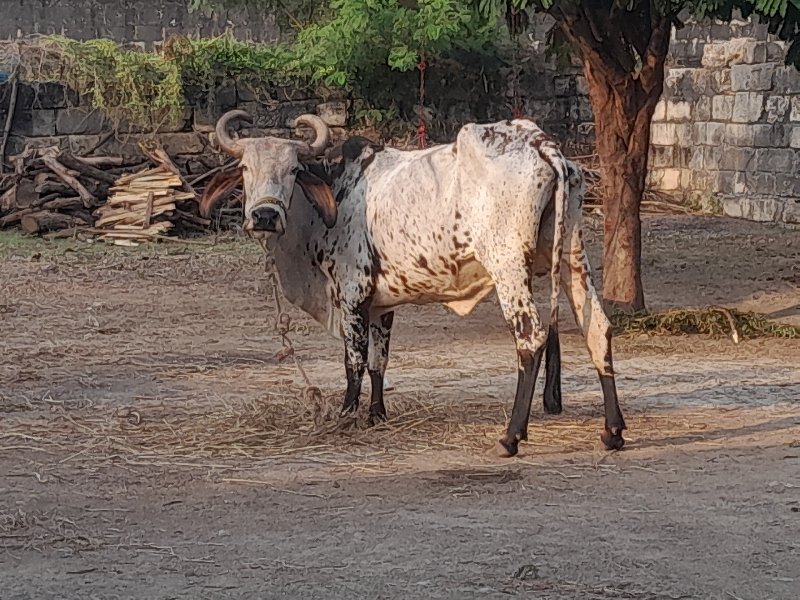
[1,214,799,600]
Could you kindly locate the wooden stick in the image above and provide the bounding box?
[75,156,125,167]
[97,195,178,215]
[0,66,19,174]
[142,191,155,229]
[42,155,95,206]
[94,203,176,227]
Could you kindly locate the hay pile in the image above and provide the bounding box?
[612,307,800,341]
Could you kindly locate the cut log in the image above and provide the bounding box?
[58,153,119,185]
[42,155,95,206]
[1,185,16,213]
[14,178,38,207]
[0,207,34,227]
[20,211,82,234]
[35,181,73,196]
[40,196,83,212]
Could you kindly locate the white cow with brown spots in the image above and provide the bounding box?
[202,110,626,456]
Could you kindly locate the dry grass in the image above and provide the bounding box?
[612,307,800,341]
[0,383,724,474]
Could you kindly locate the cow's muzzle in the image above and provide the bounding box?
[247,202,286,235]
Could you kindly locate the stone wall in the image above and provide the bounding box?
[0,0,279,46]
[649,16,800,224]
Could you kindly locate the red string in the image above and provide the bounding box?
[417,50,427,149]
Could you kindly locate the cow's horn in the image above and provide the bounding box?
[293,114,330,158]
[215,110,252,158]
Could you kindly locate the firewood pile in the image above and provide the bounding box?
[0,142,216,244]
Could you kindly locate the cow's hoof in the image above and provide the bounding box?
[495,438,519,458]
[601,427,625,450]
[368,411,387,426]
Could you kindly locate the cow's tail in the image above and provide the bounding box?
[539,142,568,339]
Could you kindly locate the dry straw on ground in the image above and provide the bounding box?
[612,307,800,342]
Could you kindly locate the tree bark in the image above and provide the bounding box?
[554,7,672,313]
[583,61,654,313]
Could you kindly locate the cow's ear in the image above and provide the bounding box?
[296,169,337,228]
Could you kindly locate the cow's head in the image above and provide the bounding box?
[211,110,337,236]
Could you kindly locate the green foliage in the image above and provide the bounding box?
[10,36,185,129]
[284,0,501,87]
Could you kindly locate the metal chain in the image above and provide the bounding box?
[261,244,322,405]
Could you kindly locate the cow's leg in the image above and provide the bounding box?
[542,324,562,414]
[367,311,395,424]
[340,302,370,418]
[485,263,548,457]
[561,232,626,450]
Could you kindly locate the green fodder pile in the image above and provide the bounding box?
[612,307,800,341]
[0,34,312,132]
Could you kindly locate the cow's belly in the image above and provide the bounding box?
[371,257,495,316]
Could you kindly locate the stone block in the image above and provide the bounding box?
[56,108,108,135]
[703,145,723,170]
[653,99,667,122]
[650,145,676,168]
[61,134,106,156]
[694,96,712,121]
[756,123,792,147]
[705,122,725,145]
[712,95,734,120]
[157,132,206,155]
[651,122,677,146]
[773,67,800,94]
[731,92,764,123]
[12,109,57,137]
[792,97,800,122]
[723,196,783,222]
[790,126,800,148]
[726,123,755,146]
[766,41,788,62]
[317,101,348,127]
[711,70,732,94]
[681,168,693,190]
[664,68,699,101]
[717,171,738,194]
[30,82,78,109]
[657,168,682,191]
[702,39,767,67]
[730,63,776,92]
[133,24,164,43]
[783,201,800,224]
[688,147,704,170]
[574,75,589,96]
[666,100,692,121]
[718,146,755,171]
[764,96,790,124]
[756,148,795,173]
[553,75,574,97]
[774,174,797,197]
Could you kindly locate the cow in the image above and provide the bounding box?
[201,110,626,457]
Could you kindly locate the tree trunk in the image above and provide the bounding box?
[553,6,672,313]
[583,61,661,313]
